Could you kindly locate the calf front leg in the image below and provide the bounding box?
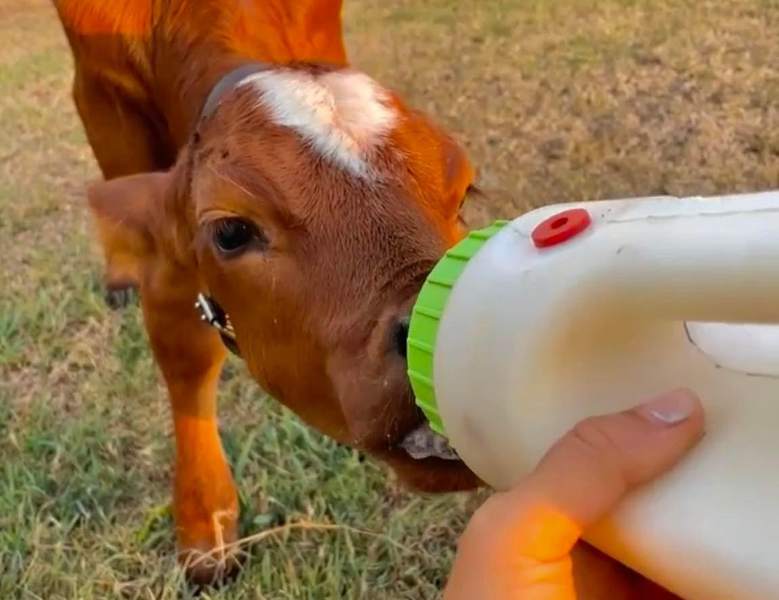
[84,158,238,581]
[141,274,240,583]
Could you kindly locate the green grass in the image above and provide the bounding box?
[3,0,779,597]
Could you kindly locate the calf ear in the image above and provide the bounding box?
[86,172,171,293]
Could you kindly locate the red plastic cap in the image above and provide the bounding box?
[532,208,592,248]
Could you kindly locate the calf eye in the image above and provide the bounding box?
[212,218,263,255]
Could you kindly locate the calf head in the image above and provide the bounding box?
[87,64,481,492]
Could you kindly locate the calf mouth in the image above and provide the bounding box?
[381,422,480,492]
[399,422,460,461]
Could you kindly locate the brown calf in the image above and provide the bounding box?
[52,0,480,582]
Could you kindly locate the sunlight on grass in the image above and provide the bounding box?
[3,0,779,597]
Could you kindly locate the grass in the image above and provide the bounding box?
[1,0,779,597]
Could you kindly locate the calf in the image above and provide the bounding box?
[53,0,480,581]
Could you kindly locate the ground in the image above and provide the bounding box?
[1,0,778,598]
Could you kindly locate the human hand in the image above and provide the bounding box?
[443,389,705,600]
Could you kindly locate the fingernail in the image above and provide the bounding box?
[641,389,698,425]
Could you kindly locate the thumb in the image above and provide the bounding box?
[490,388,705,560]
[443,389,704,600]
[528,387,704,530]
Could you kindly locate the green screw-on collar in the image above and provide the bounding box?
[407,220,508,436]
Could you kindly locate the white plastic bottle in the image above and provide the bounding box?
[407,191,779,600]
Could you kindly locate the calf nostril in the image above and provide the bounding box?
[395,316,410,358]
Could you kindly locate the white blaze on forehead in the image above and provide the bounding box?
[239,68,397,178]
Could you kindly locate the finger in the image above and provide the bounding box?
[571,543,682,600]
[489,388,705,560]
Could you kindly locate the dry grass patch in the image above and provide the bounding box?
[2,0,778,597]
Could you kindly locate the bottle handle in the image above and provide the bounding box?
[548,193,779,325]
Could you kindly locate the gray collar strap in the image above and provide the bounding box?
[199,62,274,122]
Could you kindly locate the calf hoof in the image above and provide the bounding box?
[104,284,138,310]
[180,543,244,586]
